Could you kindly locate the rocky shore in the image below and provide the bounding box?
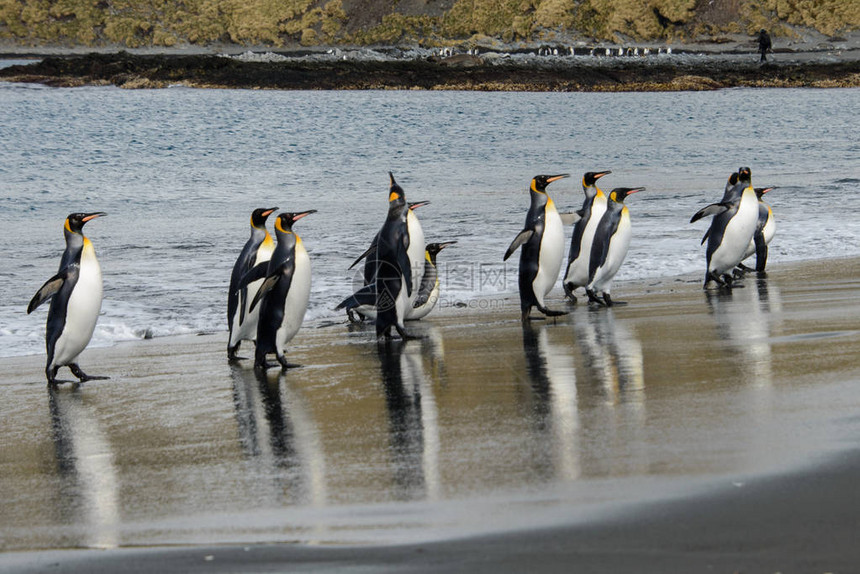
[2,45,859,90]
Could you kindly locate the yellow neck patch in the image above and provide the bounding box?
[389,191,401,202]
[275,218,288,234]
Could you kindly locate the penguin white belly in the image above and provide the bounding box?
[565,197,607,288]
[53,250,102,367]
[275,247,311,351]
[231,245,274,346]
[591,215,631,294]
[406,212,425,305]
[354,304,378,320]
[533,202,565,305]
[394,273,410,329]
[741,208,775,262]
[407,280,440,320]
[709,190,759,274]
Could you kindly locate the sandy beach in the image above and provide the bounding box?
[1,255,859,571]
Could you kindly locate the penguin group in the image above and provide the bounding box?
[28,168,776,384]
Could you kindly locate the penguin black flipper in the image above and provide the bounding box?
[690,202,730,223]
[754,230,768,272]
[250,262,295,313]
[27,270,71,314]
[348,241,377,270]
[335,284,376,311]
[504,230,534,261]
[236,262,269,292]
[701,229,711,245]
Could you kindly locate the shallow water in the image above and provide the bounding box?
[1,84,858,356]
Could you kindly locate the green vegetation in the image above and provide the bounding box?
[0,0,857,48]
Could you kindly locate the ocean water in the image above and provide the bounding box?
[1,82,858,358]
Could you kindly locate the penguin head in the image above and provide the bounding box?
[251,207,278,229]
[274,210,316,234]
[65,212,106,234]
[531,174,570,194]
[737,167,752,183]
[582,170,611,189]
[608,187,644,203]
[726,172,739,187]
[426,241,457,264]
[754,186,774,200]
[388,172,407,211]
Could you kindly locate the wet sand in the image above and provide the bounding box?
[1,257,860,571]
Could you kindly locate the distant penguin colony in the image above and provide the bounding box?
[29,167,779,382]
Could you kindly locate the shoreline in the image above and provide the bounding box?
[1,48,859,90]
[2,256,859,571]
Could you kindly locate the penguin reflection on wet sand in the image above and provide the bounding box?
[505,174,570,321]
[586,187,645,307]
[228,207,278,361]
[28,212,109,385]
[691,167,760,289]
[564,170,611,302]
[375,173,417,340]
[238,210,315,370]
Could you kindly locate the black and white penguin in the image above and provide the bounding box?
[242,210,315,370]
[586,187,644,306]
[738,187,776,273]
[27,212,108,385]
[504,174,570,320]
[408,241,457,320]
[563,170,611,302]
[691,167,760,289]
[227,207,277,360]
[375,173,415,339]
[342,201,430,322]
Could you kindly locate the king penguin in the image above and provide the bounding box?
[375,173,414,339]
[504,174,570,320]
[408,241,457,320]
[738,187,776,273]
[28,212,108,385]
[227,207,277,361]
[586,187,644,306]
[243,210,315,370]
[563,170,611,302]
[691,167,760,289]
[340,201,430,323]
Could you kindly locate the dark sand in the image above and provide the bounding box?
[1,257,860,572]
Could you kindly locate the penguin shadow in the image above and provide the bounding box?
[47,385,121,549]
[520,322,581,482]
[228,364,317,505]
[573,309,645,406]
[704,275,782,389]
[376,336,442,501]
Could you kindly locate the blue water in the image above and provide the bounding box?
[1,82,858,357]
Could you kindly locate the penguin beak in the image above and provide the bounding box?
[291,210,317,222]
[409,200,431,210]
[438,241,457,250]
[82,212,107,223]
[758,187,775,195]
[546,174,570,184]
[594,170,612,180]
[627,187,646,194]
[263,207,278,217]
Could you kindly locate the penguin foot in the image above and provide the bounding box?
[347,309,367,324]
[563,283,577,303]
[69,364,109,383]
[228,345,248,362]
[586,289,605,305]
[540,307,569,317]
